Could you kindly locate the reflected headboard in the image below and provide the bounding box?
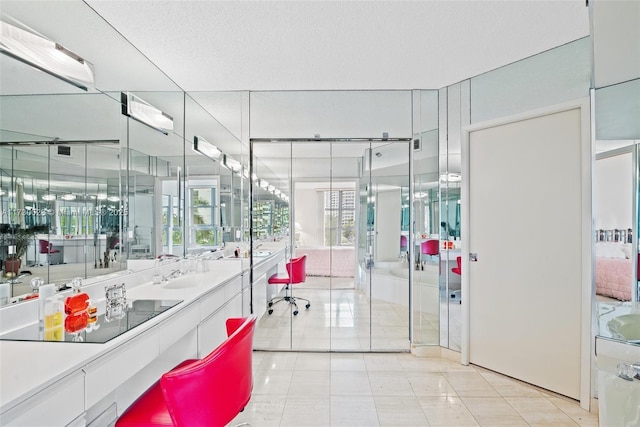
[596,228,632,243]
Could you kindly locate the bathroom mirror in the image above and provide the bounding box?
[0,0,186,298]
[593,78,640,343]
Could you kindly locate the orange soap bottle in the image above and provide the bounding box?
[64,277,89,315]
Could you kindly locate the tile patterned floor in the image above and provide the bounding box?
[230,352,599,426]
[254,276,439,351]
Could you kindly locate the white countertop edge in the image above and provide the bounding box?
[0,256,255,414]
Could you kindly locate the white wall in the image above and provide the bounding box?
[250,90,412,139]
[294,186,322,247]
[595,151,633,230]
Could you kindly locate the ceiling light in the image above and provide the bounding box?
[267,185,275,192]
[96,193,107,200]
[259,179,269,190]
[0,21,94,91]
[193,136,221,160]
[23,194,35,201]
[42,194,56,201]
[61,194,76,201]
[242,167,249,180]
[440,173,461,183]
[121,92,174,135]
[107,196,120,202]
[0,189,5,196]
[274,189,281,196]
[222,155,241,173]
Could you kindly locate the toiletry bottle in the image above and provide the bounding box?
[44,295,64,341]
[64,277,89,315]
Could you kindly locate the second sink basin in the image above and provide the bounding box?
[162,277,200,289]
[607,313,640,342]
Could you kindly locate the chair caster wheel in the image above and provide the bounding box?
[293,310,299,316]
[305,304,310,309]
[268,302,273,307]
[268,309,273,315]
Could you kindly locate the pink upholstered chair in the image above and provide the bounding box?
[116,316,256,427]
[267,255,310,316]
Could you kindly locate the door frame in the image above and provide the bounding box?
[460,98,592,409]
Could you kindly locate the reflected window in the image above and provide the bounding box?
[323,190,355,246]
[190,188,217,245]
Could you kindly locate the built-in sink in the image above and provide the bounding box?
[162,277,200,289]
[253,250,273,257]
[607,313,640,342]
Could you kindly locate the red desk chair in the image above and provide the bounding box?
[267,254,310,316]
[116,316,256,427]
[452,256,462,275]
[420,239,439,267]
[38,239,61,265]
[451,256,462,304]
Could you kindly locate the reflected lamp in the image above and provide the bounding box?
[193,136,221,161]
[0,20,94,91]
[223,155,242,173]
[121,92,174,135]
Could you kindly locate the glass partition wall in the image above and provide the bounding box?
[251,139,413,351]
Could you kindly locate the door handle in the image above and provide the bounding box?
[469,253,478,262]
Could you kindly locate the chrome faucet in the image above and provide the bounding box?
[163,269,182,281]
[6,272,32,284]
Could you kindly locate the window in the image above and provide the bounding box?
[191,188,217,245]
[323,190,355,246]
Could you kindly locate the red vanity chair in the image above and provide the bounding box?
[267,254,310,316]
[116,316,257,427]
[38,239,62,265]
[420,239,439,266]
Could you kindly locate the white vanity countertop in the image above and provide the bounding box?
[0,258,246,414]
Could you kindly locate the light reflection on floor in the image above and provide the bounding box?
[254,276,439,351]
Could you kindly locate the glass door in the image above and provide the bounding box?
[251,139,410,352]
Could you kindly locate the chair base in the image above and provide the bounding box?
[267,295,311,316]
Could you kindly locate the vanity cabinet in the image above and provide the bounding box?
[1,371,85,427]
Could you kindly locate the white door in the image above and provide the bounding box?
[466,106,588,400]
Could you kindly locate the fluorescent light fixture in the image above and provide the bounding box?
[252,173,258,181]
[193,136,221,160]
[242,167,249,180]
[121,92,173,135]
[61,194,76,201]
[23,194,35,201]
[223,155,242,173]
[440,173,461,183]
[0,189,5,196]
[107,196,120,202]
[0,21,94,91]
[42,194,56,201]
[96,193,107,200]
[259,179,269,189]
[274,189,281,196]
[267,185,275,192]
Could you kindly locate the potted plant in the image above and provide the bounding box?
[3,226,44,275]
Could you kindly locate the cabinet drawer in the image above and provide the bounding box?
[224,277,242,300]
[199,286,225,321]
[85,329,160,408]
[159,303,199,352]
[1,370,84,426]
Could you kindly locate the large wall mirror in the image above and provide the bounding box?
[593,78,640,337]
[0,0,186,301]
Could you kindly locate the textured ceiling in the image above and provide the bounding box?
[85,0,590,91]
